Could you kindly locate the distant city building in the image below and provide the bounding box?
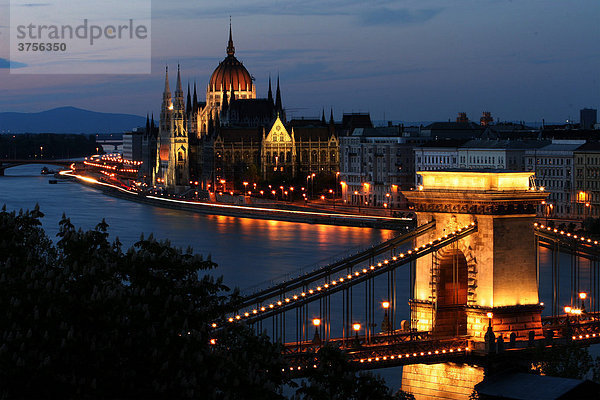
[153,21,287,191]
[340,126,424,209]
[420,121,483,140]
[574,142,600,219]
[525,140,585,218]
[480,111,493,126]
[456,112,469,123]
[122,128,144,162]
[580,108,597,130]
[415,139,546,185]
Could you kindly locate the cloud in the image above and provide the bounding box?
[17,3,52,7]
[359,7,442,26]
[0,58,27,68]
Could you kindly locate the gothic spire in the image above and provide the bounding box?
[193,82,198,112]
[163,65,170,97]
[321,108,326,125]
[175,64,183,95]
[329,108,334,125]
[145,114,150,135]
[275,75,282,111]
[226,17,235,56]
[186,83,192,115]
[267,75,273,105]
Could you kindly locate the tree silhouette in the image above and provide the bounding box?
[0,206,287,399]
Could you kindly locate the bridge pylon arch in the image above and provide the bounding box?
[403,170,548,341]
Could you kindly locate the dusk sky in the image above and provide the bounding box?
[0,0,598,123]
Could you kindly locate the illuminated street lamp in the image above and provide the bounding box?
[381,301,391,333]
[353,323,361,347]
[312,318,321,345]
[579,292,587,312]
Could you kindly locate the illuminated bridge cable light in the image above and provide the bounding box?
[222,223,477,325]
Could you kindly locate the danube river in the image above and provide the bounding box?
[0,165,396,296]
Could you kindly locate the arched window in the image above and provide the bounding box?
[302,150,308,162]
[330,151,336,163]
[311,151,317,163]
[321,151,327,163]
[178,151,184,162]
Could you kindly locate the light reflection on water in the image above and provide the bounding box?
[0,165,393,292]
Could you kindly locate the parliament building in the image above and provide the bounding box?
[149,23,340,192]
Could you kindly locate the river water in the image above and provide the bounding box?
[1,164,597,392]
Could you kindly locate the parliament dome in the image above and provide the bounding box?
[208,24,253,93]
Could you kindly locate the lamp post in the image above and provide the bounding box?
[312,318,321,345]
[579,292,587,312]
[381,301,391,334]
[353,323,361,347]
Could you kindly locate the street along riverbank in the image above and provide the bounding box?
[61,172,414,230]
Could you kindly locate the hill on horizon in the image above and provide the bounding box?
[0,107,146,134]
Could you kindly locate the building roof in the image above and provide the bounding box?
[574,141,600,152]
[531,141,587,153]
[226,99,275,123]
[292,126,333,141]
[217,127,263,144]
[352,127,401,137]
[474,373,600,400]
[461,139,549,150]
[417,139,470,149]
[289,118,325,128]
[342,113,373,130]
[424,121,481,131]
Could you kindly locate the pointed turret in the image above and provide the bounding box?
[163,65,170,97]
[186,83,192,116]
[160,66,172,134]
[329,108,334,125]
[175,64,183,96]
[193,82,199,112]
[321,109,326,125]
[267,75,273,105]
[173,64,185,114]
[145,114,150,136]
[275,75,282,111]
[226,17,235,56]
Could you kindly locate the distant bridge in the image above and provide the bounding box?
[0,159,75,175]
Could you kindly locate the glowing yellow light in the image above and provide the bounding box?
[580,292,587,300]
[564,306,572,314]
[382,301,390,309]
[486,312,493,319]
[353,323,361,331]
[313,318,321,327]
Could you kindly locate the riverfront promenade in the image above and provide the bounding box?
[60,171,413,230]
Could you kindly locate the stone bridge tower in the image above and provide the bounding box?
[403,171,548,341]
[401,171,548,400]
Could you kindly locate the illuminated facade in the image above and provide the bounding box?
[403,170,547,337]
[525,140,584,218]
[155,65,190,191]
[340,126,422,209]
[401,170,548,399]
[154,22,284,191]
